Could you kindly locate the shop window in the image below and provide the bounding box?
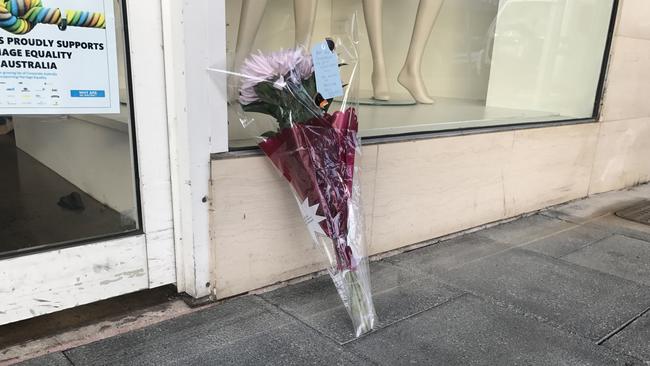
[0,0,139,256]
[225,0,615,148]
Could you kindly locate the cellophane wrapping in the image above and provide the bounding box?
[213,33,377,336]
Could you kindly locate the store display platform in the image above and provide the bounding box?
[356,97,566,138]
[228,97,568,149]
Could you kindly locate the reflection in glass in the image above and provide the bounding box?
[225,0,614,148]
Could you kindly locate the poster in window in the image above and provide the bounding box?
[0,0,119,114]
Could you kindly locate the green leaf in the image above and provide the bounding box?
[241,101,284,131]
[242,101,276,116]
[245,76,324,128]
[303,75,317,100]
[253,82,283,105]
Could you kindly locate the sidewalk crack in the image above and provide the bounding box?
[340,292,468,346]
[596,306,650,345]
[255,295,343,346]
[62,351,76,365]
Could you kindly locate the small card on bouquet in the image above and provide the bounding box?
[311,41,344,100]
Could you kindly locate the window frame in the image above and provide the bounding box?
[0,0,178,325]
[0,0,143,260]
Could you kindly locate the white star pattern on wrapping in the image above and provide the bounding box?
[298,197,327,245]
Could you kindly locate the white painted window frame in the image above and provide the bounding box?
[0,0,186,325]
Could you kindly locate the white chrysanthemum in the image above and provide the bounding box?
[239,48,313,105]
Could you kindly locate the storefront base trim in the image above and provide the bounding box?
[210,121,650,299]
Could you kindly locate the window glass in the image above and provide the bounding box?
[0,0,139,256]
[225,0,615,148]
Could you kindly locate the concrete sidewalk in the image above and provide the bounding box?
[18,185,650,365]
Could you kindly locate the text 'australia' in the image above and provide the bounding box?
[0,60,57,69]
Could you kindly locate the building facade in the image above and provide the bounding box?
[2,0,649,325]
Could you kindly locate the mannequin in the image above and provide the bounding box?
[361,0,390,101]
[233,0,319,73]
[362,0,443,104]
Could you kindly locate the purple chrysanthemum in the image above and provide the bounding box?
[239,48,314,105]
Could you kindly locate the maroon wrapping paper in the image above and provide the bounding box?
[259,108,359,270]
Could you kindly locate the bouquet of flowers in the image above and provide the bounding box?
[229,40,377,336]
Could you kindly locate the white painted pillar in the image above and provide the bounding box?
[160,0,227,298]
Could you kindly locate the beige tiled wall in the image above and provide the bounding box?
[506,125,600,216]
[371,133,513,254]
[211,124,600,298]
[592,0,650,193]
[210,0,650,298]
[590,118,650,193]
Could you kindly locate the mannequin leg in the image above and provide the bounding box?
[362,0,390,100]
[398,0,443,104]
[294,0,318,48]
[233,0,269,72]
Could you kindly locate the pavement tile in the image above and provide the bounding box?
[436,249,650,341]
[585,213,650,243]
[63,296,367,366]
[385,233,513,274]
[562,234,650,286]
[520,225,612,258]
[474,214,575,246]
[347,294,636,366]
[604,311,650,363]
[16,353,72,366]
[262,261,420,317]
[181,322,369,366]
[261,261,464,343]
[629,184,650,198]
[543,188,648,224]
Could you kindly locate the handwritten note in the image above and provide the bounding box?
[311,41,344,100]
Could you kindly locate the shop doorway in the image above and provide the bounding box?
[0,0,139,258]
[0,118,137,257]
